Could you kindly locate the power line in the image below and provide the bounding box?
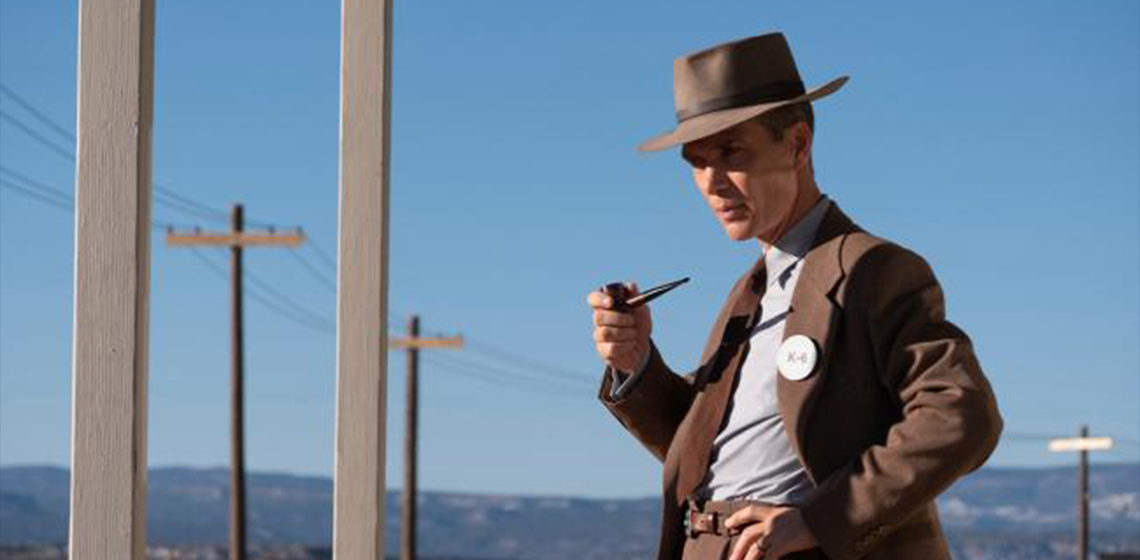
[185,256,584,401]
[0,82,75,142]
[185,251,587,399]
[188,247,336,336]
[442,351,594,390]
[404,304,593,385]
[287,247,337,294]
[427,361,573,398]
[1,178,72,211]
[0,107,232,224]
[0,164,193,231]
[308,239,338,270]
[153,182,232,224]
[463,336,595,385]
[299,239,415,326]
[0,108,74,160]
[206,246,335,333]
[422,353,588,398]
[423,351,593,393]
[0,164,70,201]
[0,90,342,334]
[0,162,336,340]
[0,85,281,227]
[239,251,337,332]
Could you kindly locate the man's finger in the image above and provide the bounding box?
[594,326,637,343]
[586,291,616,310]
[597,342,637,360]
[596,342,619,360]
[743,534,769,560]
[594,310,636,327]
[728,524,766,560]
[725,505,771,530]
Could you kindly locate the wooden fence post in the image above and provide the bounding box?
[69,0,156,558]
[333,0,393,558]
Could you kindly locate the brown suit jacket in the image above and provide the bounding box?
[599,201,1003,560]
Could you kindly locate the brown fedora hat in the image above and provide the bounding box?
[639,32,848,152]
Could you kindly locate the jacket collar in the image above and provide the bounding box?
[763,194,832,290]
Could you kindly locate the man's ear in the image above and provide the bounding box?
[791,121,813,170]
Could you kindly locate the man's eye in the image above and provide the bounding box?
[722,146,745,161]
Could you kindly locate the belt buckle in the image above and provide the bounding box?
[684,508,718,538]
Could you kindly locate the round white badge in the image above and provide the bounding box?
[778,335,818,381]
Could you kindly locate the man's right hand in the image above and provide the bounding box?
[587,282,653,373]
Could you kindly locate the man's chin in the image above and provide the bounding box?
[723,225,755,242]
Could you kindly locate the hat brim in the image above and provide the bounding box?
[637,75,849,153]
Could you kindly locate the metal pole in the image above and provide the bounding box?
[230,203,246,560]
[1078,424,1088,560]
[402,315,420,560]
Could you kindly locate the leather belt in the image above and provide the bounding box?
[684,498,771,538]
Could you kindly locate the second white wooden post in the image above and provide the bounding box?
[333,0,393,558]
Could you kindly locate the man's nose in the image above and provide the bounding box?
[704,166,731,195]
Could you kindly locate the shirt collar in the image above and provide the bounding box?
[762,194,832,289]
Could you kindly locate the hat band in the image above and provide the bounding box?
[675,80,805,122]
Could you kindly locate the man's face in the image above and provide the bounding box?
[681,119,807,243]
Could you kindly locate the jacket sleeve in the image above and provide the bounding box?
[598,340,697,463]
[800,245,1003,560]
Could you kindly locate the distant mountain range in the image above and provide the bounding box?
[1,464,1137,560]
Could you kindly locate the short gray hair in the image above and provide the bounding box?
[754,102,814,141]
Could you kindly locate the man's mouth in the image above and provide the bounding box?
[716,204,747,221]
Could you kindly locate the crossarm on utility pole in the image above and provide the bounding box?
[166,231,304,247]
[389,336,464,349]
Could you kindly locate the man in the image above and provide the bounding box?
[587,32,1002,560]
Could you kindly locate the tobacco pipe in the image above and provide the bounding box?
[600,277,690,311]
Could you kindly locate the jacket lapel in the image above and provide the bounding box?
[776,202,859,481]
[665,257,768,506]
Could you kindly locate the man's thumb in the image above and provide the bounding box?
[626,281,640,296]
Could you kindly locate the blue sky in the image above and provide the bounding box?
[1,1,1137,498]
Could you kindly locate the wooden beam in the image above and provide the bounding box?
[1048,436,1114,452]
[69,0,155,559]
[166,232,305,247]
[389,336,464,349]
[333,0,393,558]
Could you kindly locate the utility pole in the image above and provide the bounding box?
[167,204,304,560]
[390,318,463,560]
[1049,425,1114,560]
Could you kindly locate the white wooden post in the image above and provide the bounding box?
[333,0,393,558]
[69,0,156,559]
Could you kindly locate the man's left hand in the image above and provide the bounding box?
[724,505,816,560]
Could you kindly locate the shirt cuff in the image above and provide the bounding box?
[608,347,652,400]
